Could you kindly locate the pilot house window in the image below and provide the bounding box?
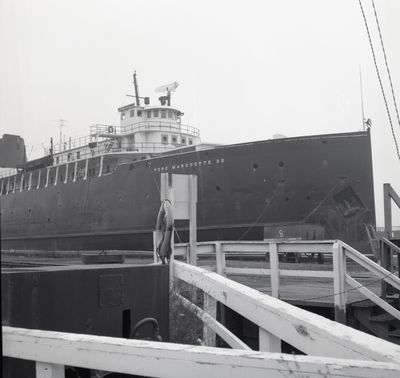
[147,110,152,118]
[130,110,135,117]
[121,112,126,120]
[161,134,168,144]
[153,110,159,117]
[161,110,166,119]
[137,110,142,117]
[172,135,178,144]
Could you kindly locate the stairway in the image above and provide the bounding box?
[351,298,400,345]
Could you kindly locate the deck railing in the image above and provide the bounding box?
[173,239,400,324]
[4,326,400,377]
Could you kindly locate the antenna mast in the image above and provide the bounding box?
[133,71,140,106]
[359,66,365,131]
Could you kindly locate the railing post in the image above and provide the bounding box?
[381,240,392,299]
[0,179,3,196]
[384,183,392,239]
[215,242,225,277]
[270,242,280,298]
[153,231,158,263]
[333,241,347,324]
[203,293,217,347]
[36,362,65,378]
[188,175,197,266]
[259,327,281,352]
[28,173,32,190]
[12,175,16,193]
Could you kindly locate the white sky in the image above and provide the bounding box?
[0,0,399,226]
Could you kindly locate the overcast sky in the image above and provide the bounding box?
[0,0,399,225]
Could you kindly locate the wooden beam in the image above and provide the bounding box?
[332,242,347,324]
[36,362,65,378]
[270,242,280,298]
[173,261,400,362]
[384,183,393,239]
[343,241,400,291]
[259,328,281,353]
[176,293,250,350]
[346,275,400,321]
[189,175,197,266]
[4,327,400,377]
[225,267,333,278]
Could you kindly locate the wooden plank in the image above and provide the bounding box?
[176,293,250,350]
[4,327,400,377]
[259,328,281,353]
[203,293,217,346]
[225,267,333,279]
[332,242,347,324]
[270,242,280,298]
[388,184,400,209]
[173,261,400,362]
[384,183,393,239]
[346,275,400,321]
[188,175,197,266]
[36,362,65,378]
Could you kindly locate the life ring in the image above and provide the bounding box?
[108,126,114,134]
[155,200,174,264]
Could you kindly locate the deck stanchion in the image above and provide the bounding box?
[64,164,68,183]
[37,170,42,189]
[84,159,89,180]
[54,167,59,186]
[12,175,16,193]
[333,241,347,324]
[98,155,104,177]
[45,169,50,187]
[36,362,65,378]
[28,173,32,190]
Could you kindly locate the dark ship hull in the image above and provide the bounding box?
[1,130,375,253]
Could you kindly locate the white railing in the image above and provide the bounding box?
[172,259,400,362]
[91,121,200,138]
[4,326,400,377]
[173,239,400,324]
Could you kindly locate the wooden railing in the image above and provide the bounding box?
[3,326,400,377]
[173,239,400,324]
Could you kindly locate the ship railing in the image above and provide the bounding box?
[52,135,99,154]
[5,250,400,377]
[91,121,200,138]
[172,239,400,325]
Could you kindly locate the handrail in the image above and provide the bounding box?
[172,239,400,325]
[173,260,400,362]
[4,326,400,377]
[340,240,400,292]
[381,237,400,255]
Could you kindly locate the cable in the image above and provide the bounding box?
[358,0,400,160]
[297,269,397,302]
[371,0,400,132]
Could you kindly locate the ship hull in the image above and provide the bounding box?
[1,131,376,253]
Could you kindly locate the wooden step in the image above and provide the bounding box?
[388,329,400,338]
[369,313,396,323]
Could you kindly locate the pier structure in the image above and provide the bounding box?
[3,180,400,376]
